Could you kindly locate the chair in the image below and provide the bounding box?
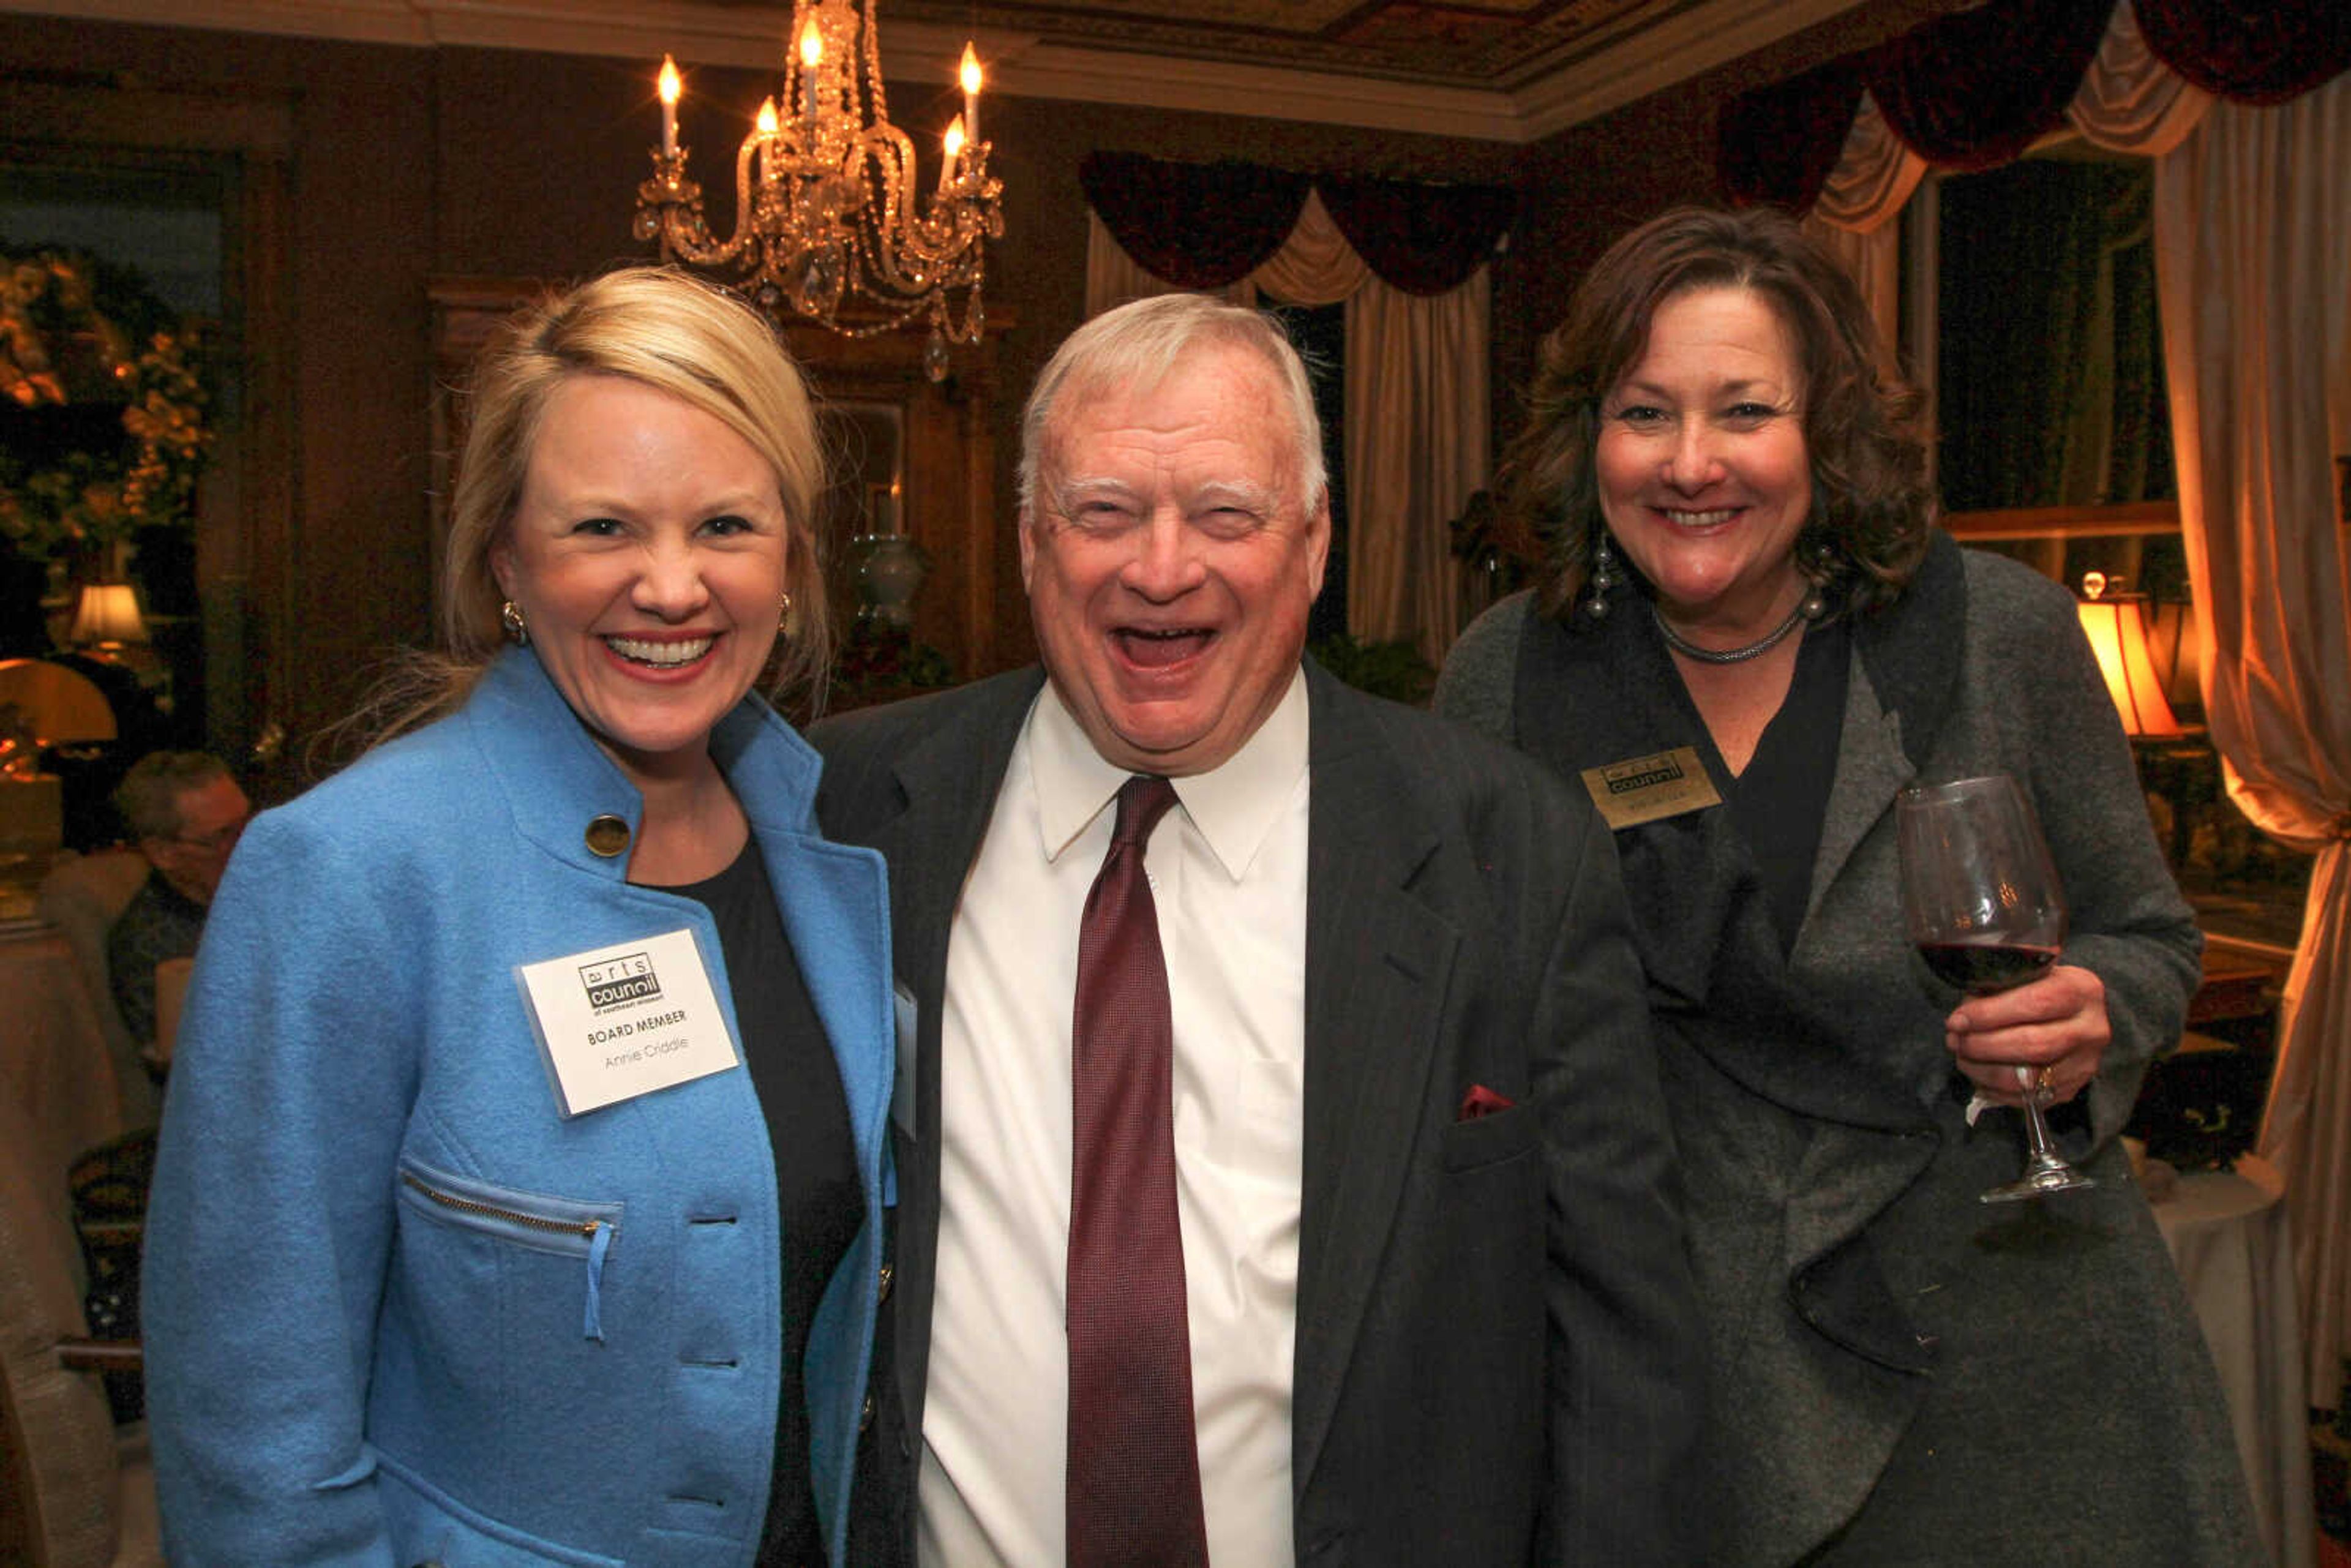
[66,1129,156,1425]
[36,850,159,1132]
[149,958,192,1075]
[0,1095,160,1568]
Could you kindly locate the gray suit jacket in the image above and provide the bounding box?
[811,661,1703,1566]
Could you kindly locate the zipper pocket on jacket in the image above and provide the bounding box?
[396,1164,622,1342]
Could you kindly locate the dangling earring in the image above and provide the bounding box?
[1799,538,1831,621]
[500,599,528,645]
[1584,530,1621,620]
[778,589,793,618]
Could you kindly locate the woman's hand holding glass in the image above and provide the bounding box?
[1897,774,2096,1201]
[1943,961,2109,1108]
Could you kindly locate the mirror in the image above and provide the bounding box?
[817,401,905,542]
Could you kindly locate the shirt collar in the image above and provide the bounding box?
[1027,667,1310,882]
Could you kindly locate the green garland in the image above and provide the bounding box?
[0,244,214,561]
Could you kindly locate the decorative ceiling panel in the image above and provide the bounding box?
[886,0,1692,88]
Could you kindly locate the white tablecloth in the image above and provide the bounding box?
[2153,1155,2317,1568]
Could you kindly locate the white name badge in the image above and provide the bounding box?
[516,928,738,1117]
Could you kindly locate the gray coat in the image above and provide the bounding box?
[1436,536,2259,1566]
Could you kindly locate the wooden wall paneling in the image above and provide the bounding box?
[227,130,297,789]
[427,280,1007,684]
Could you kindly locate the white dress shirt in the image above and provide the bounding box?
[917,670,1311,1568]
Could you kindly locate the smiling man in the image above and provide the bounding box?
[812,293,1700,1567]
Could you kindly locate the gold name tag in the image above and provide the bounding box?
[1580,745,1722,830]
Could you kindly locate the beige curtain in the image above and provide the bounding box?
[2066,0,2213,157]
[1084,197,1491,663]
[1802,92,1923,356]
[1344,271,1490,663]
[1248,190,1366,306]
[2151,75,2351,1411]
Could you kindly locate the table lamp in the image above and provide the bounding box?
[2077,571,2183,738]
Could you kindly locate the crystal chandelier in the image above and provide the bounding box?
[634,0,1003,380]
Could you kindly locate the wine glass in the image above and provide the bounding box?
[1897,774,2095,1203]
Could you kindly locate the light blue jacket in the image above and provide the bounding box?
[146,648,895,1567]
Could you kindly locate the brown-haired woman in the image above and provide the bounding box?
[1438,206,2257,1564]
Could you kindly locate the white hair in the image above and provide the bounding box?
[1016,293,1328,523]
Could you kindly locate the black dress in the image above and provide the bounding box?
[1687,615,1850,958]
[659,839,863,1567]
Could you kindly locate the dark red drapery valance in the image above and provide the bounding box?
[1318,173,1520,296]
[2135,0,2351,106]
[1079,154,1307,289]
[1079,152,1515,297]
[1870,0,2112,171]
[1718,59,1868,216]
[1721,0,2351,212]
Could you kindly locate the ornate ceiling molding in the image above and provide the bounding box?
[1514,0,1872,140]
[0,0,1870,143]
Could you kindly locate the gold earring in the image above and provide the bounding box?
[500,599,528,644]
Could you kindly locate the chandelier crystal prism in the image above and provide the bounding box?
[633,0,1003,380]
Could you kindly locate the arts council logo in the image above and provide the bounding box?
[580,951,663,1014]
[1602,753,1685,795]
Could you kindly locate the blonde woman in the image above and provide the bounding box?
[146,269,893,1567]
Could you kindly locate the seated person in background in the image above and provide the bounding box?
[107,750,248,1049]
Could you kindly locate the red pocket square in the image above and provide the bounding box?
[1458,1084,1515,1121]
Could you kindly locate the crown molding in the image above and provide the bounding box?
[0,0,434,47]
[980,36,1526,143]
[1513,0,1870,141]
[0,0,1854,144]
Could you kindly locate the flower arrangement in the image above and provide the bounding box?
[0,246,214,564]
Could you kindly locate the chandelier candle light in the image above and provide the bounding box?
[635,0,1003,380]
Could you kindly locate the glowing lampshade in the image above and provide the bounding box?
[2077,579,2181,738]
[67,582,149,650]
[2142,598,2203,714]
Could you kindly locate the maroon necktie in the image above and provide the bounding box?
[1066,775,1210,1568]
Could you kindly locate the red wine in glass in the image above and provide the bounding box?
[1897,775,2094,1202]
[1918,940,2060,995]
